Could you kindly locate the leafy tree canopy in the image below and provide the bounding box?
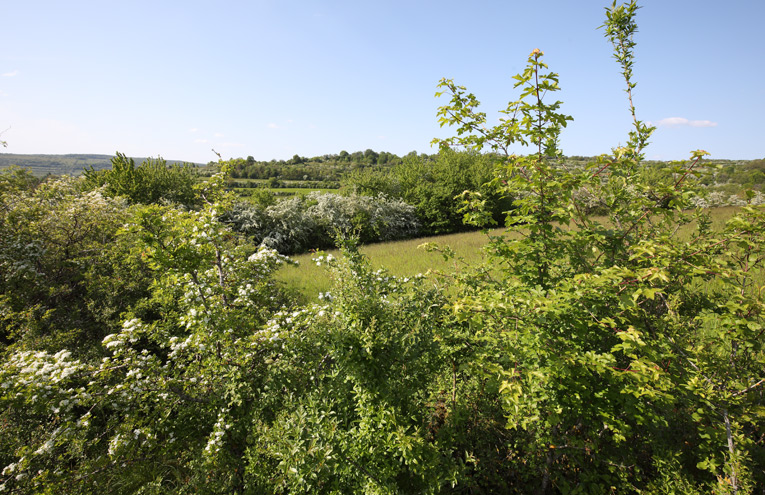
[83,152,198,207]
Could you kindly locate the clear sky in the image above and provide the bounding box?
[2,0,763,163]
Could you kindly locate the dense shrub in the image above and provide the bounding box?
[225,191,420,254]
[346,149,511,235]
[0,168,297,493]
[426,3,765,491]
[83,152,199,207]
[0,170,147,357]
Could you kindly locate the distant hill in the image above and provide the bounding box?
[0,153,202,177]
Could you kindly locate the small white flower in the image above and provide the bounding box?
[2,463,17,476]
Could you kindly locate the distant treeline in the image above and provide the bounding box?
[209,151,765,191]
[6,151,764,194]
[202,149,409,182]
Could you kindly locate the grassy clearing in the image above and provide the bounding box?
[233,187,339,199]
[276,228,508,300]
[270,188,338,195]
[276,207,750,301]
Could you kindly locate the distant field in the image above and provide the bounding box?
[234,187,338,198]
[230,178,340,198]
[276,206,746,301]
[270,188,338,196]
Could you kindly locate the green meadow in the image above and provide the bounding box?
[276,227,502,299]
[277,206,746,300]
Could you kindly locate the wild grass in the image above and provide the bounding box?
[276,228,508,300]
[270,187,337,195]
[233,187,338,199]
[276,206,753,301]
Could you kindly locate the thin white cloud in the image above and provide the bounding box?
[214,132,224,138]
[267,123,279,129]
[651,117,718,128]
[688,120,717,128]
[189,128,199,133]
[194,138,209,143]
[2,70,18,77]
[654,117,687,126]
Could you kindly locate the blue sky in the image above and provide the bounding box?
[2,0,763,163]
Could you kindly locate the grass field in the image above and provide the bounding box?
[276,227,507,300]
[276,207,748,301]
[233,187,339,199]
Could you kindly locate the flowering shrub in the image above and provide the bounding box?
[690,189,765,208]
[225,191,419,253]
[305,191,419,243]
[0,167,299,493]
[0,171,133,355]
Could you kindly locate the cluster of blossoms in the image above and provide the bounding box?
[262,306,338,340]
[247,246,289,265]
[178,305,212,331]
[106,426,159,460]
[690,190,765,208]
[312,253,336,267]
[0,351,94,487]
[102,318,143,351]
[188,216,215,246]
[1,458,26,490]
[3,350,82,386]
[245,246,293,280]
[167,333,209,360]
[317,291,333,302]
[203,410,232,461]
[1,351,87,414]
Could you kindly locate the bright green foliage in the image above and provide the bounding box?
[83,152,198,207]
[428,1,765,492]
[346,149,510,235]
[0,168,296,493]
[601,0,654,159]
[0,170,139,357]
[244,244,465,493]
[1,2,763,493]
[434,48,571,159]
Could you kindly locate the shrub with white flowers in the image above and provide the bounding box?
[0,165,300,493]
[225,191,419,253]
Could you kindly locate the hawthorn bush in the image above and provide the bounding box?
[225,191,419,254]
[427,2,765,492]
[0,170,141,357]
[0,168,297,493]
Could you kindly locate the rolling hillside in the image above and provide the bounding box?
[0,153,202,177]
